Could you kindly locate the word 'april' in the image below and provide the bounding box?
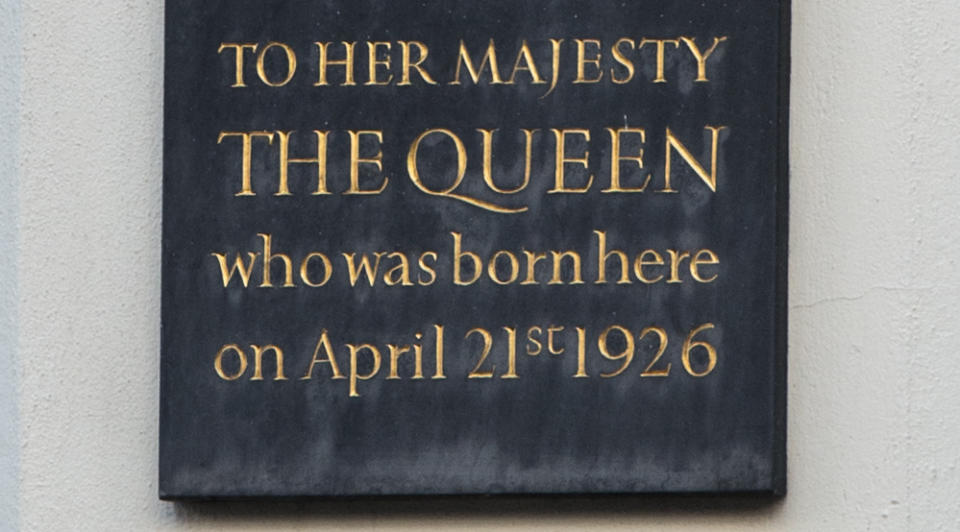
[217,126,726,213]
[218,36,728,91]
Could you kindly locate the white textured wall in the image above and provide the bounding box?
[0,0,22,529]
[4,1,960,530]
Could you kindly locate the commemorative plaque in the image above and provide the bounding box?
[161,0,789,498]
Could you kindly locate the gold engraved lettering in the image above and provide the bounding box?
[257,233,294,288]
[275,130,330,196]
[215,344,247,381]
[508,40,545,84]
[639,326,671,377]
[299,252,333,287]
[526,326,543,356]
[407,129,525,213]
[211,251,259,287]
[573,327,588,378]
[521,250,547,285]
[347,343,381,397]
[387,344,412,379]
[603,127,651,192]
[342,252,386,287]
[662,126,726,192]
[548,129,594,193]
[433,324,446,379]
[690,249,720,282]
[598,325,634,378]
[682,323,717,377]
[488,250,520,285]
[594,230,630,284]
[638,38,679,83]
[315,41,356,86]
[466,327,495,378]
[365,41,393,85]
[549,251,584,285]
[408,129,466,199]
[541,38,564,98]
[680,36,728,82]
[417,252,438,286]
[451,232,482,286]
[502,327,519,379]
[478,129,536,194]
[250,344,287,381]
[218,43,258,87]
[345,130,388,194]
[411,341,425,379]
[398,41,437,85]
[633,250,664,284]
[610,38,636,84]
[548,326,565,355]
[217,131,275,196]
[451,39,504,85]
[574,39,603,83]
[666,249,691,283]
[300,330,345,380]
[256,42,297,87]
[384,252,415,286]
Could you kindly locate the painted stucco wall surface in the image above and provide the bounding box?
[2,0,959,530]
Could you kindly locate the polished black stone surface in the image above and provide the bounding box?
[161,0,789,499]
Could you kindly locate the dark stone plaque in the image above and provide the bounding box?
[161,0,789,498]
